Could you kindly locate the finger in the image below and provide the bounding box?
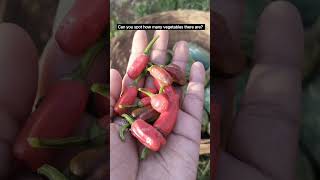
[0,23,38,178]
[213,0,245,147]
[214,0,245,44]
[228,2,303,180]
[38,0,107,98]
[110,123,138,180]
[217,151,269,180]
[171,41,188,75]
[122,30,148,89]
[181,62,205,120]
[150,30,169,64]
[110,69,122,101]
[144,30,169,88]
[110,69,122,117]
[52,0,75,33]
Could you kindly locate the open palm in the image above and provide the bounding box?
[110,30,206,180]
[214,1,303,180]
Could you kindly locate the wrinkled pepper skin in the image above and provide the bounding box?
[153,86,179,136]
[13,80,89,170]
[149,65,173,87]
[164,64,186,85]
[130,119,166,151]
[150,94,169,113]
[55,0,108,55]
[114,86,137,115]
[127,55,149,79]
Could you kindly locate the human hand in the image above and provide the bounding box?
[0,1,107,179]
[214,1,304,180]
[110,30,206,180]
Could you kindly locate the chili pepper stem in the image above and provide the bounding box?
[91,83,108,97]
[146,65,154,72]
[159,86,165,94]
[140,147,150,160]
[132,69,147,86]
[119,123,130,142]
[27,132,106,149]
[119,104,138,109]
[121,114,135,125]
[70,39,105,81]
[147,62,154,68]
[37,164,68,180]
[138,88,154,97]
[144,35,160,55]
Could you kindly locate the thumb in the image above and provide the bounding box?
[0,23,38,178]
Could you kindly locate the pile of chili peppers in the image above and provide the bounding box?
[113,35,186,159]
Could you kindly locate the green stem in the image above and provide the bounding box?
[159,86,165,94]
[28,133,106,149]
[146,64,154,72]
[147,62,154,68]
[71,39,105,80]
[38,164,68,180]
[132,69,147,86]
[119,104,138,109]
[140,147,150,160]
[144,35,160,55]
[119,123,130,142]
[138,88,155,97]
[91,83,108,97]
[121,114,135,125]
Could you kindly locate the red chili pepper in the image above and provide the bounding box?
[131,106,151,118]
[138,97,151,107]
[122,114,166,151]
[13,40,104,170]
[148,65,173,87]
[55,0,108,55]
[152,78,162,91]
[139,87,157,98]
[164,63,186,85]
[128,36,159,79]
[14,80,89,170]
[138,88,169,113]
[153,86,180,136]
[138,108,159,122]
[114,86,138,115]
